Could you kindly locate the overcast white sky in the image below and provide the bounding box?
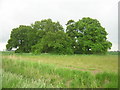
[0,0,119,51]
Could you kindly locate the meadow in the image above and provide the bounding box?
[1,51,118,88]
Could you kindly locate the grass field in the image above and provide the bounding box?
[1,51,118,88]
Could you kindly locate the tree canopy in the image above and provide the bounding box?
[6,25,36,53]
[66,17,112,54]
[6,18,112,54]
[32,31,73,54]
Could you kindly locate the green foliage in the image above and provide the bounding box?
[107,51,119,55]
[6,17,112,54]
[6,25,36,53]
[32,31,73,54]
[6,19,64,54]
[66,17,112,54]
[31,19,64,32]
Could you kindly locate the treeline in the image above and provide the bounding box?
[6,17,112,54]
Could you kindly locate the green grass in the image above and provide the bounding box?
[2,52,118,88]
[95,72,118,88]
[2,53,118,73]
[2,71,51,88]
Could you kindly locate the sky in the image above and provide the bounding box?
[0,0,119,51]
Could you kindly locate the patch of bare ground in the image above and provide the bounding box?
[64,66,101,74]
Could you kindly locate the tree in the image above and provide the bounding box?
[66,17,112,54]
[32,31,73,54]
[31,19,64,47]
[31,19,68,54]
[6,25,36,53]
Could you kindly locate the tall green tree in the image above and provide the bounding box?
[31,19,65,54]
[6,25,36,53]
[66,17,112,54]
[31,19,64,46]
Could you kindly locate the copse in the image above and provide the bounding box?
[6,19,65,53]
[6,17,112,54]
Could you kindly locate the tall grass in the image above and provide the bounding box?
[2,57,118,88]
[2,71,51,88]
